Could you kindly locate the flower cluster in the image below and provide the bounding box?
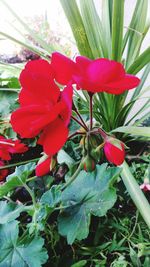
[0,135,28,181]
[11,59,73,176]
[10,52,140,175]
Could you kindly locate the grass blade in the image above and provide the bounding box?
[79,0,109,58]
[111,0,124,61]
[131,63,150,100]
[127,47,150,74]
[121,161,150,229]
[125,0,148,68]
[60,0,93,58]
[101,0,112,57]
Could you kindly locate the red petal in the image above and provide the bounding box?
[8,140,28,154]
[60,83,73,126]
[73,58,125,92]
[0,161,8,181]
[76,56,92,71]
[38,118,68,155]
[0,149,11,160]
[51,52,76,85]
[106,74,140,90]
[11,101,66,138]
[20,60,60,104]
[35,157,51,176]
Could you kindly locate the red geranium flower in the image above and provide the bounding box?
[0,135,28,160]
[0,160,8,181]
[103,137,125,166]
[11,59,73,156]
[51,52,140,94]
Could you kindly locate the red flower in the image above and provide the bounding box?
[0,135,28,160]
[35,157,51,177]
[140,183,150,192]
[51,52,140,94]
[104,137,125,165]
[0,160,8,181]
[11,59,73,156]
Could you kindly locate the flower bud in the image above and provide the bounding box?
[82,155,96,172]
[104,137,125,166]
[35,154,57,177]
[35,157,51,177]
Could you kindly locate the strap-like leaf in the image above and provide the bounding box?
[79,0,109,58]
[111,0,124,61]
[127,47,150,74]
[60,0,93,58]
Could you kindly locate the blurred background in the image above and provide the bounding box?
[0,0,150,121]
[0,0,150,58]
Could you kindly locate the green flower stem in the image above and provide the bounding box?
[71,115,88,131]
[62,160,83,190]
[27,176,37,182]
[97,128,108,139]
[68,131,86,139]
[121,161,150,228]
[89,93,93,130]
[73,104,88,131]
[0,158,40,170]
[21,182,37,208]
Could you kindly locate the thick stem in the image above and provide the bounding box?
[121,161,150,229]
[98,128,108,139]
[89,93,93,130]
[62,160,83,190]
[71,115,87,131]
[0,158,40,170]
[73,105,88,131]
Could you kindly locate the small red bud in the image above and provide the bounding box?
[104,137,125,166]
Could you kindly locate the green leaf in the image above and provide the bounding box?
[0,77,20,88]
[60,0,93,58]
[40,185,62,208]
[58,164,120,244]
[0,221,48,267]
[121,161,150,229]
[101,0,112,57]
[111,0,124,61]
[71,260,87,267]
[0,163,36,198]
[0,201,25,224]
[0,91,18,117]
[131,64,150,101]
[129,246,141,266]
[57,149,75,167]
[125,0,148,68]
[112,126,150,138]
[79,0,108,58]
[127,47,150,74]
